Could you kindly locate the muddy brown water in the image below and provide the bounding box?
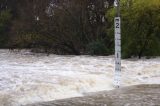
[26,84,160,106]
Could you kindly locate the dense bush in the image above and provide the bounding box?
[107,0,160,58]
[87,40,110,55]
[0,10,12,48]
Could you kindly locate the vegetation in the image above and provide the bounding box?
[0,0,160,58]
[107,0,160,58]
[0,10,12,47]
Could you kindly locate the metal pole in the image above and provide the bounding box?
[114,0,121,88]
[116,0,120,17]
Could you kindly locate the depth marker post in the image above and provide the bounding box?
[114,0,121,88]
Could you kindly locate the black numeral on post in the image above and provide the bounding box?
[116,23,119,28]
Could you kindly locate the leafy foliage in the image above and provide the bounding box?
[107,0,160,58]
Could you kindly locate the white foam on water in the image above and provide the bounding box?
[0,50,160,106]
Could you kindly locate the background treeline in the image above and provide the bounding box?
[0,0,160,58]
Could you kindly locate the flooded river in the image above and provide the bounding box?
[0,50,160,106]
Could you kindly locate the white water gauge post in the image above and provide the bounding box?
[114,0,121,88]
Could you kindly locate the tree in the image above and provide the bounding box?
[9,0,115,55]
[107,0,160,58]
[42,0,115,55]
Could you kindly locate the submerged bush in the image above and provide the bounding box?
[87,40,109,55]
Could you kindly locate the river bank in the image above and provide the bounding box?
[26,84,160,106]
